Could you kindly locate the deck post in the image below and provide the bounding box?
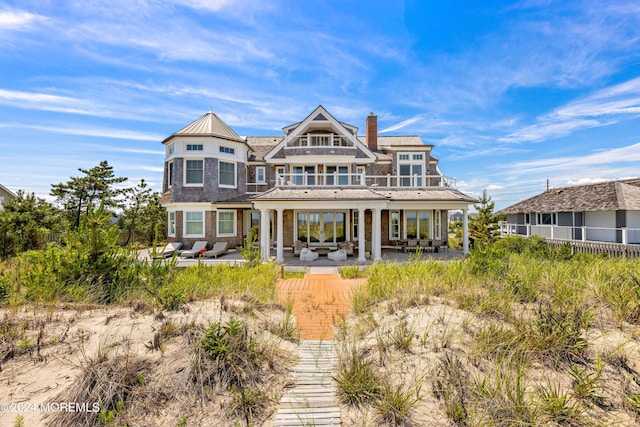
[276,208,284,263]
[358,208,366,263]
[260,208,270,262]
[373,208,382,261]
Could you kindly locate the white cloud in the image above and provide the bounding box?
[0,8,47,31]
[380,116,422,133]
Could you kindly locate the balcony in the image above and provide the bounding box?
[273,172,456,189]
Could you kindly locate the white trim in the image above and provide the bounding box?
[183,158,204,187]
[217,209,237,237]
[184,210,205,238]
[435,209,441,240]
[218,160,237,189]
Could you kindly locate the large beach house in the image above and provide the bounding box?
[160,106,476,262]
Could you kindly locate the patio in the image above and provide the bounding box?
[139,246,466,269]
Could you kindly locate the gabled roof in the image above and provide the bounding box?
[0,183,16,198]
[264,105,376,162]
[162,112,244,144]
[498,179,640,215]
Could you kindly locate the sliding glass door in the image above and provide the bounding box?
[297,211,346,244]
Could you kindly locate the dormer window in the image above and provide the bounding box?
[186,144,203,151]
[220,146,235,155]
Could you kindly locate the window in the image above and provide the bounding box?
[256,167,266,183]
[217,210,236,237]
[168,211,176,237]
[390,211,400,240]
[353,211,359,239]
[167,161,174,188]
[185,212,204,237]
[326,166,349,185]
[276,167,285,185]
[356,167,365,185]
[292,166,315,185]
[220,146,235,155]
[405,211,431,239]
[537,213,557,225]
[185,160,204,185]
[167,144,175,155]
[219,161,236,187]
[310,135,330,146]
[435,210,441,240]
[186,144,203,151]
[398,152,424,187]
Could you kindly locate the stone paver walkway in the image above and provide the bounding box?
[273,269,366,426]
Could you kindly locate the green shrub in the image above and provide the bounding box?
[200,319,266,388]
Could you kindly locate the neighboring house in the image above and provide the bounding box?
[497,179,640,244]
[160,105,477,262]
[0,184,16,210]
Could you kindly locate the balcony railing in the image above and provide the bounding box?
[498,221,640,245]
[273,172,456,189]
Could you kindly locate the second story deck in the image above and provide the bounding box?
[246,172,457,193]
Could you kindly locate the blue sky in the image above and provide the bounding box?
[1,0,639,209]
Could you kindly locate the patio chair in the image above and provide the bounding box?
[180,241,208,258]
[419,240,432,252]
[299,248,319,262]
[403,239,418,253]
[293,240,308,256]
[202,241,228,259]
[338,241,354,256]
[152,242,182,259]
[327,248,347,261]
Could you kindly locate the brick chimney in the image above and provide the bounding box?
[366,112,378,151]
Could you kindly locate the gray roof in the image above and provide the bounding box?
[163,112,244,144]
[373,188,478,203]
[375,136,433,148]
[498,179,640,215]
[252,187,477,203]
[251,187,389,201]
[246,136,282,161]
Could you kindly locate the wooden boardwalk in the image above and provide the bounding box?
[273,340,341,426]
[274,271,364,426]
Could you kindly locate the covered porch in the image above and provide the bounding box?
[251,187,474,264]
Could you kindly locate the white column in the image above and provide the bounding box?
[276,208,284,263]
[358,208,366,263]
[260,208,270,262]
[463,208,469,254]
[373,208,382,261]
[622,228,628,245]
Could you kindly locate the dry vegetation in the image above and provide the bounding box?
[336,237,640,426]
[0,263,298,427]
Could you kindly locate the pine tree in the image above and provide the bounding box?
[469,189,500,249]
[50,161,128,228]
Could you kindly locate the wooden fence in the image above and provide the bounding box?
[545,239,640,259]
[44,230,135,247]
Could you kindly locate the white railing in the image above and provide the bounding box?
[274,172,456,188]
[498,221,640,245]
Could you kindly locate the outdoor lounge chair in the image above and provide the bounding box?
[202,241,228,259]
[299,248,319,262]
[152,242,182,259]
[180,241,208,258]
